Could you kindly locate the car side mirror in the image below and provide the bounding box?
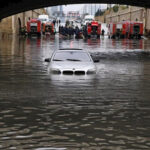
[93,59,100,63]
[90,54,100,63]
[44,58,51,62]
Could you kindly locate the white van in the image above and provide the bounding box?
[38,15,49,23]
[83,15,94,25]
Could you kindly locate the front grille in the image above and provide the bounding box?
[75,71,85,75]
[31,26,37,32]
[62,70,86,75]
[63,71,73,75]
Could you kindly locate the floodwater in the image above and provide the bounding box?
[0,35,150,150]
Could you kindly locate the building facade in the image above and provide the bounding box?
[0,8,46,38]
[67,11,80,20]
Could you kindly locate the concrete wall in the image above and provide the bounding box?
[0,16,12,37]
[95,16,105,23]
[106,7,144,23]
[0,8,46,37]
[146,9,150,31]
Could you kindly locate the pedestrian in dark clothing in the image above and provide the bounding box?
[56,20,59,26]
[102,29,105,36]
[68,26,72,38]
[53,20,56,26]
[83,25,87,38]
[75,26,79,35]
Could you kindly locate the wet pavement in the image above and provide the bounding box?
[0,35,150,150]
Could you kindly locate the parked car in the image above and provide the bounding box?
[45,48,98,75]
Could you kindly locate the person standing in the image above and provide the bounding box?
[102,29,105,36]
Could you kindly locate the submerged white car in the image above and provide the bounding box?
[45,48,98,75]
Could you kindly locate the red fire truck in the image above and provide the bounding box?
[27,19,42,37]
[87,21,101,38]
[108,21,143,39]
[108,22,128,39]
[107,23,116,39]
[128,21,143,39]
[43,22,55,35]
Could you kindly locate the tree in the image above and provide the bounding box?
[113,5,119,12]
[95,9,105,17]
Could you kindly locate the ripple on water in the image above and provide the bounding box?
[0,37,150,149]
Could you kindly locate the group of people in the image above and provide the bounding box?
[59,20,106,39]
[59,25,105,39]
[59,25,83,39]
[59,20,83,38]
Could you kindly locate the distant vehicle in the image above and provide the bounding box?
[86,21,101,38]
[43,22,55,35]
[128,21,143,39]
[83,15,94,25]
[107,21,143,39]
[107,22,126,39]
[45,48,98,75]
[75,19,81,23]
[38,15,49,24]
[27,19,42,37]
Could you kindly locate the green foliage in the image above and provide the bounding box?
[95,9,105,17]
[113,5,119,12]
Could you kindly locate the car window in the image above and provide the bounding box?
[53,51,91,62]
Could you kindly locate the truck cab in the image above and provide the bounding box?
[27,19,42,37]
[87,21,101,38]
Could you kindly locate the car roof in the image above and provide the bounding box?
[55,48,87,53]
[59,48,83,51]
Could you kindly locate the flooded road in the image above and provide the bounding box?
[0,35,150,150]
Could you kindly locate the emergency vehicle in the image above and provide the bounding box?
[38,15,49,24]
[87,21,101,38]
[108,21,143,39]
[43,22,55,35]
[27,19,42,36]
[83,15,94,25]
[128,21,143,39]
[108,22,128,39]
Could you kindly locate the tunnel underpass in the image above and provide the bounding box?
[0,0,150,19]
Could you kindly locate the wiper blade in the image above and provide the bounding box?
[66,59,81,61]
[53,59,63,61]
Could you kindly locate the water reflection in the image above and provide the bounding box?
[0,36,150,149]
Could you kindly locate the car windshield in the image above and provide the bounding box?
[53,51,91,62]
[85,19,93,22]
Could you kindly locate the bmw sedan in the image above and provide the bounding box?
[46,48,97,75]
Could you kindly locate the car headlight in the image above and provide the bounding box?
[51,68,61,74]
[87,69,96,74]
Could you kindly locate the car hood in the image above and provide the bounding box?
[50,61,95,70]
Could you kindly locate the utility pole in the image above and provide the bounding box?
[99,4,101,15]
[95,4,96,16]
[144,8,147,34]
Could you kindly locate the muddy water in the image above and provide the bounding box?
[0,35,150,150]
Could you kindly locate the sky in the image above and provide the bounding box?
[47,4,108,17]
[62,4,107,13]
[63,4,84,13]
